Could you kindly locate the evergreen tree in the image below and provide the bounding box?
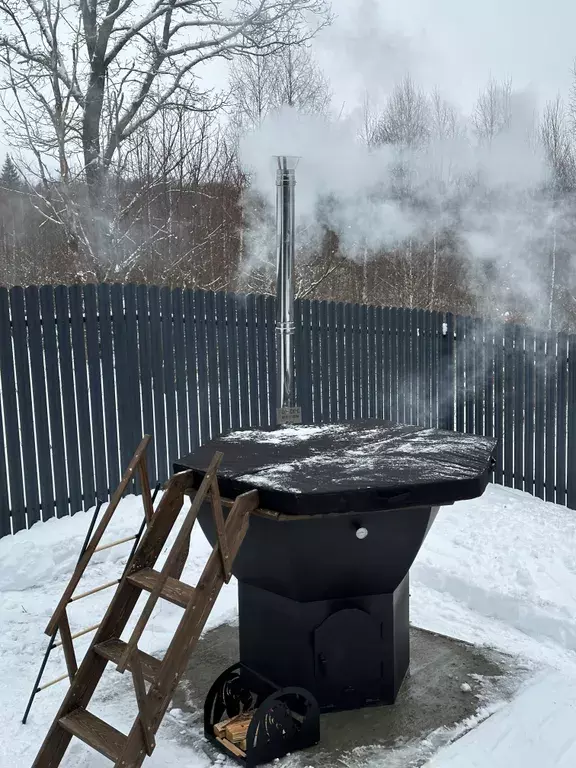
[0,155,20,189]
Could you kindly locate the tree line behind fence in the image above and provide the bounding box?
[1,284,576,537]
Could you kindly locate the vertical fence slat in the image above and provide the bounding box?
[351,304,361,419]
[205,291,220,436]
[148,285,167,478]
[0,288,25,531]
[137,285,156,484]
[162,287,179,464]
[183,289,200,453]
[389,308,398,423]
[256,294,268,426]
[465,316,475,434]
[266,295,277,425]
[418,308,426,426]
[484,320,494,439]
[55,286,82,516]
[440,312,457,430]
[320,301,331,423]
[217,292,231,433]
[328,302,338,422]
[310,299,321,422]
[360,304,369,419]
[344,302,353,421]
[83,285,107,503]
[11,286,41,524]
[382,307,392,422]
[246,293,259,427]
[545,332,557,503]
[429,312,439,428]
[237,294,250,428]
[556,333,567,507]
[512,325,524,491]
[173,288,189,455]
[493,321,504,484]
[97,285,120,492]
[534,332,546,501]
[376,306,384,420]
[228,293,241,431]
[474,318,485,437]
[336,302,346,422]
[455,316,465,434]
[503,324,514,488]
[123,285,142,460]
[409,308,418,425]
[398,309,408,423]
[196,290,211,440]
[111,284,132,480]
[0,380,8,535]
[567,335,576,508]
[39,286,68,519]
[368,305,376,418]
[69,285,95,510]
[25,286,54,522]
[523,328,534,498]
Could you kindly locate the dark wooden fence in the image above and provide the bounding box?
[1,284,575,536]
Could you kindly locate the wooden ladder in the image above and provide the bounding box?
[31,451,258,768]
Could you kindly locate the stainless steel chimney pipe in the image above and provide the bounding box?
[275,156,301,424]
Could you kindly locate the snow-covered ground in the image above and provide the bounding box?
[1,484,576,767]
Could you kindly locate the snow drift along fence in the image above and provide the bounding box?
[0,284,575,537]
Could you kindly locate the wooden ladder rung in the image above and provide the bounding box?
[69,579,120,602]
[37,673,69,692]
[127,567,196,609]
[59,707,128,762]
[94,535,137,553]
[53,623,100,649]
[94,639,161,684]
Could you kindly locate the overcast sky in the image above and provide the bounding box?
[318,0,576,114]
[1,0,576,162]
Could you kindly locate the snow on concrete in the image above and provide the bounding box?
[1,484,576,766]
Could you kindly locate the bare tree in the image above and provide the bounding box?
[540,96,576,329]
[228,54,278,134]
[229,38,330,136]
[374,75,430,149]
[0,0,331,262]
[270,41,331,113]
[473,78,512,145]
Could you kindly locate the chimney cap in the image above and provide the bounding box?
[274,155,300,171]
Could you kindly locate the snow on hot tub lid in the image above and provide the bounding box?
[176,420,498,515]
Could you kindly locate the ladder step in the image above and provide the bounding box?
[94,638,162,683]
[127,567,196,609]
[59,707,127,762]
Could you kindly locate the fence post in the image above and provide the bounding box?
[567,335,576,509]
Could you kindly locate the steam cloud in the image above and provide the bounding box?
[238,90,564,326]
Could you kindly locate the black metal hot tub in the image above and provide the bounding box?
[175,419,496,715]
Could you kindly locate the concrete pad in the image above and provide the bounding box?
[172,623,531,767]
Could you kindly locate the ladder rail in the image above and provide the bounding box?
[46,436,153,636]
[116,453,223,673]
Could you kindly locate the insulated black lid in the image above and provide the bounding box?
[175,420,497,515]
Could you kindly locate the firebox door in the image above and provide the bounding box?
[314,608,383,709]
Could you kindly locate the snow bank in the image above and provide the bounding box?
[0,498,145,592]
[413,484,576,668]
[426,671,576,767]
